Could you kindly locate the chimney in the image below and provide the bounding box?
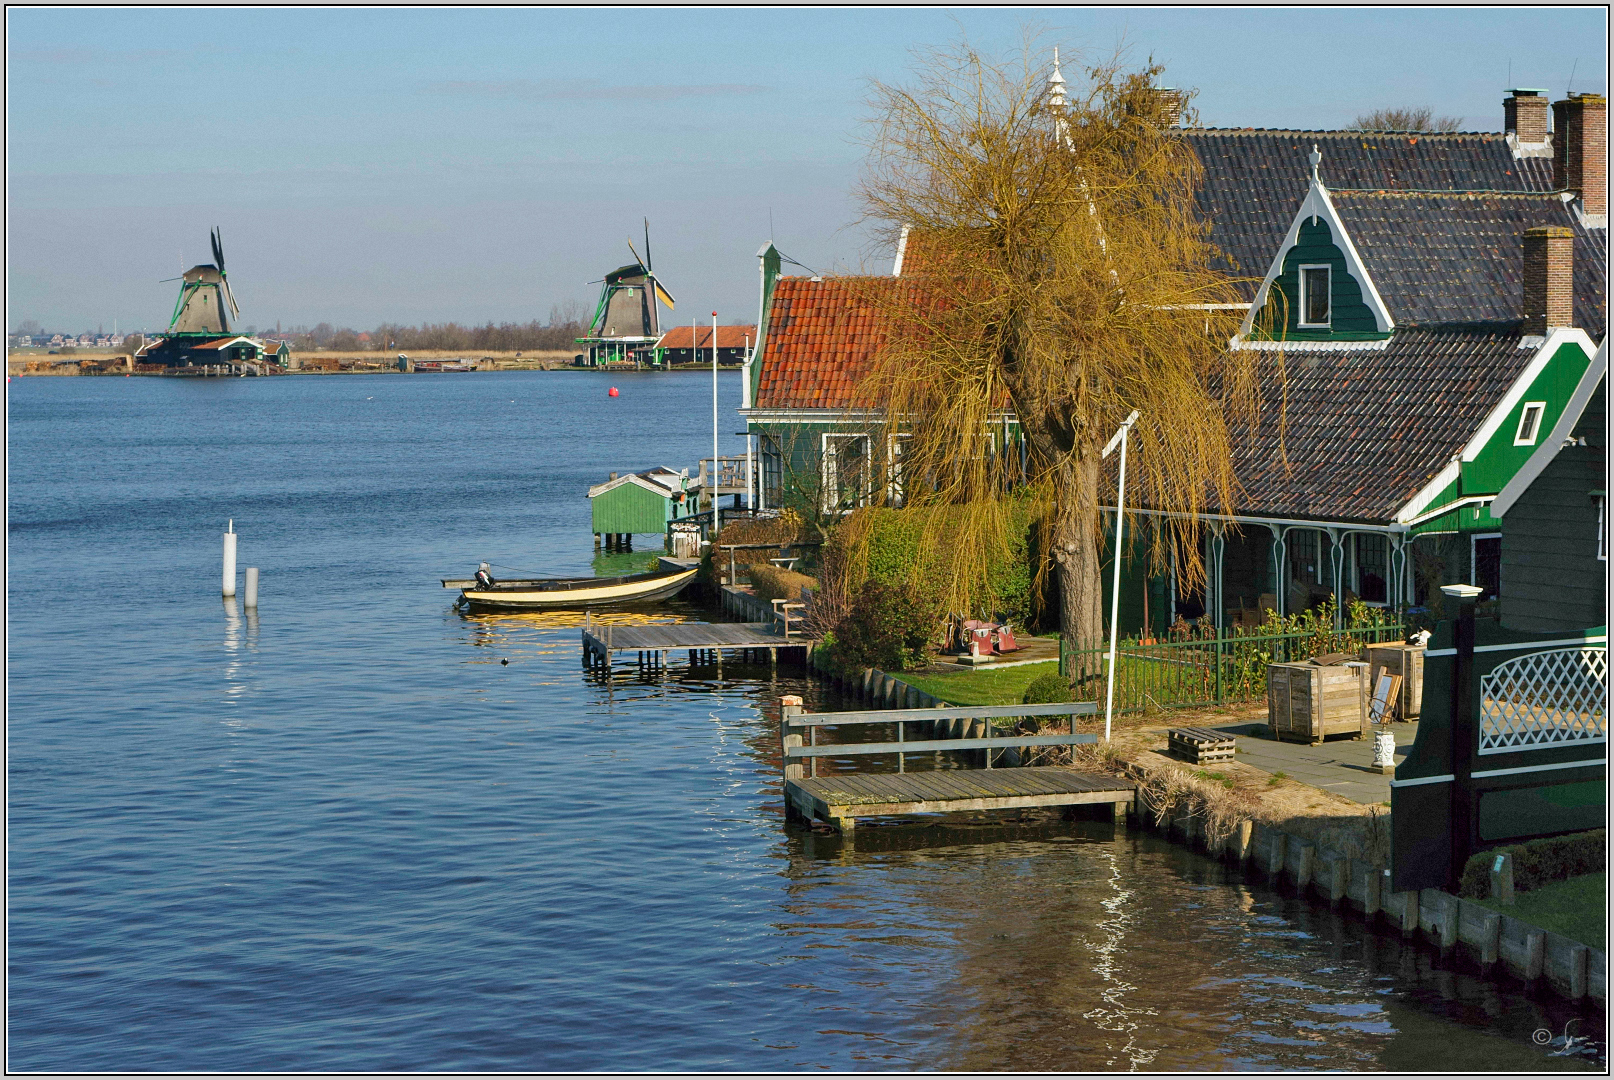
[1521,226,1574,335]
[1503,88,1549,144]
[1552,93,1608,216]
[1147,86,1182,128]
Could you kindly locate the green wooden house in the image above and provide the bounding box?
[588,466,695,544]
[1491,341,1607,632]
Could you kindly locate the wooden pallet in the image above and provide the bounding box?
[1168,726,1237,765]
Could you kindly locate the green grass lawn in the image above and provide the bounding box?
[1473,872,1606,951]
[897,660,1061,706]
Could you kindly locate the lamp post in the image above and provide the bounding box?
[1100,410,1140,742]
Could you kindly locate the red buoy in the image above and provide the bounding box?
[608,386,619,397]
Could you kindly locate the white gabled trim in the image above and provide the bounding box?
[1458,327,1597,464]
[1390,774,1454,788]
[1492,339,1608,518]
[1396,459,1462,525]
[1424,633,1608,657]
[1238,174,1395,339]
[1229,336,1391,352]
[1472,758,1606,777]
[892,224,911,277]
[586,470,686,500]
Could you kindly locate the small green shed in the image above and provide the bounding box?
[588,467,694,540]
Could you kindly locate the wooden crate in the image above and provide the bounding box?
[1364,643,1425,720]
[1267,662,1366,744]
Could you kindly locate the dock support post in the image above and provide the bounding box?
[781,696,804,781]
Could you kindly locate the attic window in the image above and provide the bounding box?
[1513,401,1546,446]
[1298,265,1331,327]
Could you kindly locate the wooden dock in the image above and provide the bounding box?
[780,699,1135,832]
[582,617,812,670]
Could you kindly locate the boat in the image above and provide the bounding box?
[442,566,698,610]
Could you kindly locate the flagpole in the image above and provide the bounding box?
[712,312,720,518]
[1101,410,1140,742]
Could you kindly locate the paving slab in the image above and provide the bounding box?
[1192,721,1420,805]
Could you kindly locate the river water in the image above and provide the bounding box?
[7,371,1603,1071]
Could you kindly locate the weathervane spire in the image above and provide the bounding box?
[1046,47,1067,111]
[1309,143,1323,185]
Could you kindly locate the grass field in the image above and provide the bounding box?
[1473,873,1606,951]
[897,660,1062,707]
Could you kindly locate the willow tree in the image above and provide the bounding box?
[851,43,1262,669]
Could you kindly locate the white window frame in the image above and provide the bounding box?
[886,433,911,507]
[1513,401,1547,446]
[821,432,872,516]
[1470,531,1503,596]
[1297,264,1333,328]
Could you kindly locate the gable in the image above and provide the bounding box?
[1492,339,1608,517]
[1460,334,1596,494]
[1258,218,1387,339]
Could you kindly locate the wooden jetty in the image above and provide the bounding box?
[581,615,812,670]
[781,698,1135,833]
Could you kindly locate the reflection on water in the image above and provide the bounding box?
[8,373,1603,1072]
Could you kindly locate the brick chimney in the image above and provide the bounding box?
[1503,88,1550,144]
[1552,93,1607,216]
[1521,226,1574,334]
[1147,86,1183,128]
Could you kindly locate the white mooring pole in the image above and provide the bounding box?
[1100,410,1140,742]
[222,519,237,597]
[244,567,259,609]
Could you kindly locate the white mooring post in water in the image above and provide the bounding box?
[244,567,259,609]
[222,519,237,597]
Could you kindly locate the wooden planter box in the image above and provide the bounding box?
[1364,643,1425,720]
[1267,662,1366,745]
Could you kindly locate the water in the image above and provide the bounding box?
[8,372,1603,1071]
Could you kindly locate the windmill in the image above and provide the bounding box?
[142,227,271,370]
[168,227,240,335]
[578,219,677,366]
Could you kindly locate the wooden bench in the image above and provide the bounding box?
[1167,726,1236,765]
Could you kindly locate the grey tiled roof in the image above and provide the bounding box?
[1333,191,1607,338]
[1186,130,1557,292]
[1208,326,1533,523]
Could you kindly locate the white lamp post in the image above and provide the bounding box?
[1100,410,1140,742]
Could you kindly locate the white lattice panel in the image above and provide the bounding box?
[1479,647,1607,753]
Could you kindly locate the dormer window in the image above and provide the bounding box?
[1299,265,1331,327]
[1514,401,1546,446]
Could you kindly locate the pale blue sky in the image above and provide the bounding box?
[7,6,1607,334]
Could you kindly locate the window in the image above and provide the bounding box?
[1597,494,1606,562]
[1288,529,1320,585]
[1353,533,1388,604]
[1299,265,1331,327]
[886,434,910,507]
[821,433,871,515]
[1514,402,1546,446]
[1471,533,1502,602]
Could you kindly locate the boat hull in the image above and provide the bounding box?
[458,568,697,610]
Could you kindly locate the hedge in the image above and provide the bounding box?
[746,563,817,603]
[1458,829,1606,899]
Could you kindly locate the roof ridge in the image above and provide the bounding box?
[1330,188,1562,197]
[1188,127,1504,138]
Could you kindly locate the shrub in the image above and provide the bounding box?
[1023,672,1074,705]
[1458,829,1606,899]
[745,563,818,602]
[833,579,936,671]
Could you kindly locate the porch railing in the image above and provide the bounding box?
[1058,621,1407,713]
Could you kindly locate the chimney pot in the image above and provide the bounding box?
[1504,88,1550,145]
[1147,86,1183,128]
[1552,93,1607,216]
[1521,226,1575,335]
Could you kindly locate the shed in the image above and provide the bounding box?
[588,467,694,539]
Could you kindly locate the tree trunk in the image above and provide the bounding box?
[1052,455,1106,694]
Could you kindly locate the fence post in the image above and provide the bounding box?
[1215,632,1225,704]
[781,696,805,782]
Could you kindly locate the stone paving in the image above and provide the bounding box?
[1196,720,1420,805]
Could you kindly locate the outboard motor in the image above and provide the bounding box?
[475,562,495,590]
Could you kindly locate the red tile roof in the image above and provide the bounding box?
[656,324,757,350]
[754,277,899,410]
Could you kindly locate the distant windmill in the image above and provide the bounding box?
[167,227,240,334]
[578,219,676,366]
[142,227,273,371]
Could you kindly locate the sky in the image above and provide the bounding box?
[7,6,1607,335]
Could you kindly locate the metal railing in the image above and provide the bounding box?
[1058,621,1407,713]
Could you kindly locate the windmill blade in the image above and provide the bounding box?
[643,218,653,272]
[211,227,225,273]
[222,278,241,319]
[625,238,646,271]
[652,276,676,310]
